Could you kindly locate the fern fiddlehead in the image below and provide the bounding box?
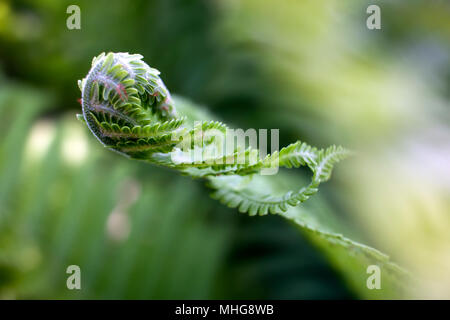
[78,52,349,215]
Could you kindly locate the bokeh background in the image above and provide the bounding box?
[0,0,449,299]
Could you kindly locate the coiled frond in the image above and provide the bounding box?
[78,52,349,215]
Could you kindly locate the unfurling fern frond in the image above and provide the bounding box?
[78,52,349,215]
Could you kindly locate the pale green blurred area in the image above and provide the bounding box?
[0,0,449,299]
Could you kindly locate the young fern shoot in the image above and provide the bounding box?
[78,52,349,215]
